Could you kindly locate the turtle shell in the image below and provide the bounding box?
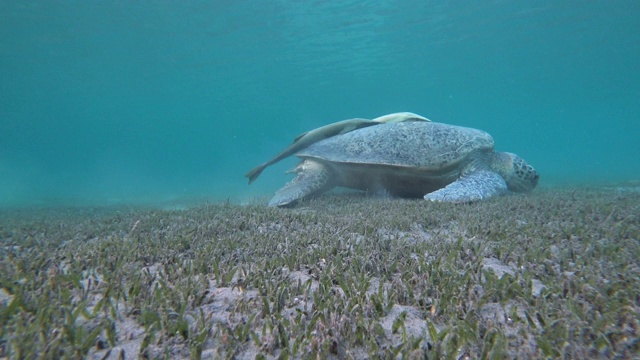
[297,122,495,172]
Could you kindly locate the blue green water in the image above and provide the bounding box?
[1,1,639,207]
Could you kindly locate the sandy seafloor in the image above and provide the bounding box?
[0,185,639,359]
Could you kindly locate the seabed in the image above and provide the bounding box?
[0,187,638,359]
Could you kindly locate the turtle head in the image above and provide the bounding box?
[491,152,539,192]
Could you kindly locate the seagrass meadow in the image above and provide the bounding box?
[1,187,639,359]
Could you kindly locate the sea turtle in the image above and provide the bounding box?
[268,121,539,207]
[244,112,430,184]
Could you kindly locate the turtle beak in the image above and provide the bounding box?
[515,169,539,192]
[530,170,540,189]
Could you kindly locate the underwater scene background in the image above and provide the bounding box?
[1,1,639,207]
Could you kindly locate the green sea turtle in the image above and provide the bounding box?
[268,121,539,207]
[244,112,430,184]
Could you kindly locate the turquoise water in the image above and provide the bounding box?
[1,1,638,207]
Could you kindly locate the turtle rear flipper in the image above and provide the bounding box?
[268,160,335,207]
[424,170,507,203]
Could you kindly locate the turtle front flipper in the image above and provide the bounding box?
[424,170,507,203]
[268,160,335,207]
